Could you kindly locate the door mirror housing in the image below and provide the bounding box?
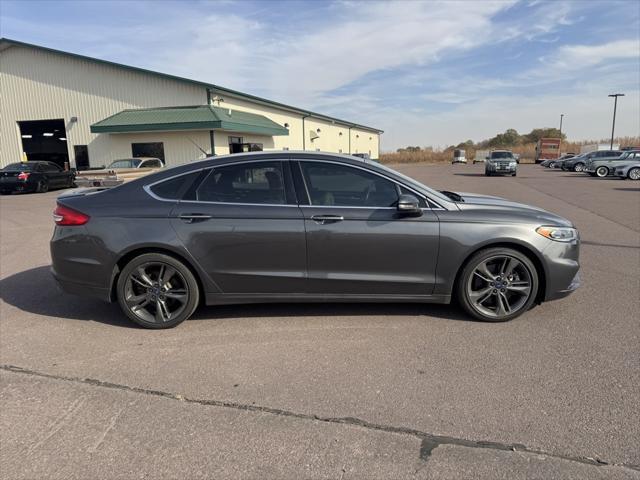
[397,194,422,215]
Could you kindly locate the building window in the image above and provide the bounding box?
[132,142,164,161]
[229,136,243,154]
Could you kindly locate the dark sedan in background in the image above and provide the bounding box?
[1,161,75,194]
[51,152,580,329]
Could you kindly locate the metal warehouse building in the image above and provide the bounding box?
[0,38,382,170]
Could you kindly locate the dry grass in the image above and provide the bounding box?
[380,136,640,165]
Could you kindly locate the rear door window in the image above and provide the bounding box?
[149,171,201,200]
[196,161,286,205]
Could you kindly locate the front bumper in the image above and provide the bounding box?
[541,238,581,301]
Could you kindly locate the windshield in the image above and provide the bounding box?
[490,152,514,159]
[108,159,141,169]
[2,162,37,171]
[367,161,452,204]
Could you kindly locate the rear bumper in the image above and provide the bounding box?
[52,267,112,302]
[0,180,36,192]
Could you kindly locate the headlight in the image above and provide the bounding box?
[536,226,578,242]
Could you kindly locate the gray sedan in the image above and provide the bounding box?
[51,152,580,328]
[614,161,640,180]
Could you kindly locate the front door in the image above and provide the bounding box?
[170,159,306,294]
[294,160,439,295]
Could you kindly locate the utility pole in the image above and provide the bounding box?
[608,93,625,150]
[558,113,564,158]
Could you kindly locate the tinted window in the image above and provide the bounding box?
[44,163,61,172]
[196,161,286,204]
[3,163,37,171]
[150,171,201,200]
[141,159,162,168]
[300,162,399,207]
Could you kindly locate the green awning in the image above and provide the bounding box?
[90,105,289,136]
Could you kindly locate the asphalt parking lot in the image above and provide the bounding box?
[1,163,639,479]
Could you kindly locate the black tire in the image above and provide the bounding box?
[512,172,517,177]
[595,166,609,178]
[628,167,640,180]
[36,179,49,193]
[116,253,200,329]
[456,247,539,322]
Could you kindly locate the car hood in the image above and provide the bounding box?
[453,192,573,227]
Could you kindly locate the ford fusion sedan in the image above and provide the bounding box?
[1,161,75,194]
[51,152,580,329]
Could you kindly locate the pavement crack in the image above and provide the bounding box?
[2,363,638,472]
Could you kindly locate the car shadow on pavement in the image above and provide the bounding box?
[613,187,640,192]
[0,266,130,328]
[452,173,485,177]
[1,266,471,326]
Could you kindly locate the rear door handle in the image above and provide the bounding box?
[310,214,344,224]
[178,214,212,223]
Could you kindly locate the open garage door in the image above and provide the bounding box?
[18,119,69,168]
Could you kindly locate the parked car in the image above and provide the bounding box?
[585,150,639,177]
[473,150,490,164]
[544,154,575,169]
[0,161,75,194]
[51,151,580,329]
[452,149,467,164]
[75,157,164,188]
[106,157,164,169]
[485,150,517,176]
[565,150,621,172]
[613,161,640,180]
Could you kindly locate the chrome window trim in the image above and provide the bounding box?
[296,158,447,210]
[145,157,449,210]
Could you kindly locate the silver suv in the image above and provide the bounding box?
[485,150,517,177]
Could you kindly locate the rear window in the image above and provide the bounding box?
[3,162,38,171]
[149,171,201,200]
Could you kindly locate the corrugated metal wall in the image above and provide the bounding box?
[0,45,205,167]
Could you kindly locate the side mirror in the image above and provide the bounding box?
[397,194,422,215]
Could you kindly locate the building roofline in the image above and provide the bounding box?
[0,37,383,134]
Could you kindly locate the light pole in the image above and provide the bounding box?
[558,113,564,158]
[608,93,624,149]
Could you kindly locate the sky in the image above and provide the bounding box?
[1,0,638,151]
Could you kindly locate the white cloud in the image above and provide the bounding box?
[542,39,640,70]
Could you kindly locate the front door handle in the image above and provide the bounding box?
[311,214,344,224]
[178,214,212,223]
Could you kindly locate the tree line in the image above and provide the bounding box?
[397,127,565,153]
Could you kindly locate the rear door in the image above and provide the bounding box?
[169,159,306,294]
[43,162,67,187]
[293,159,439,295]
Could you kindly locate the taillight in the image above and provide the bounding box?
[53,204,89,226]
[17,172,30,181]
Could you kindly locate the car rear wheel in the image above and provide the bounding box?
[457,248,538,322]
[574,163,585,172]
[628,167,640,180]
[595,166,609,178]
[116,253,199,329]
[36,179,49,193]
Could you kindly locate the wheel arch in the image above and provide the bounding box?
[452,241,547,304]
[109,246,206,303]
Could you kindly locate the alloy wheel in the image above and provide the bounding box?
[574,163,584,172]
[466,255,533,319]
[596,166,608,178]
[124,261,190,324]
[628,167,640,180]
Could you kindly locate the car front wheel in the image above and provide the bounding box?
[116,253,200,329]
[574,163,585,172]
[457,248,538,322]
[628,167,640,180]
[595,166,609,177]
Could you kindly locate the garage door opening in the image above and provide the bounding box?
[18,119,69,168]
